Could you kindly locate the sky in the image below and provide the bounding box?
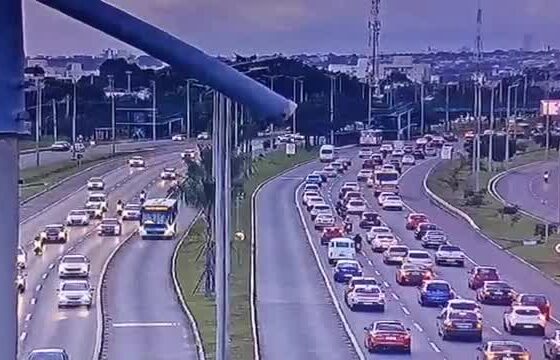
[23,0,560,56]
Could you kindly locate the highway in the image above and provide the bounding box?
[258,147,560,360]
[494,160,560,222]
[18,150,194,359]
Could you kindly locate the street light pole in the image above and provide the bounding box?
[420,82,425,135]
[445,83,450,132]
[52,99,58,142]
[505,84,518,168]
[185,79,194,137]
[35,77,42,167]
[545,77,551,160]
[72,77,77,145]
[151,80,156,141]
[329,76,335,145]
[108,75,116,155]
[126,70,132,93]
[488,85,495,172]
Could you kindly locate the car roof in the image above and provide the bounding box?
[46,224,64,228]
[89,192,106,196]
[425,280,450,285]
[30,348,66,353]
[408,250,430,255]
[476,266,498,271]
[61,279,89,285]
[337,259,359,265]
[511,305,541,311]
[448,299,477,304]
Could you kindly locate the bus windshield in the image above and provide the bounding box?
[375,172,399,182]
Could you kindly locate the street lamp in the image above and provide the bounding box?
[72,76,78,146]
[287,76,304,134]
[151,80,157,141]
[108,75,116,155]
[505,82,520,168]
[328,74,339,145]
[33,75,44,167]
[185,78,197,137]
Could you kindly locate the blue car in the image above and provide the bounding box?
[418,280,455,307]
[333,260,363,283]
[305,174,323,186]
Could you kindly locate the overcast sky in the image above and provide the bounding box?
[23,0,560,56]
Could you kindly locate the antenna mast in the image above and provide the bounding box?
[367,0,381,126]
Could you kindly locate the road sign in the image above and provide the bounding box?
[441,145,453,160]
[541,100,560,116]
[555,243,560,254]
[286,143,296,155]
[393,140,404,150]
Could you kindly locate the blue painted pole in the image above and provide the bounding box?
[0,1,25,359]
[35,0,296,122]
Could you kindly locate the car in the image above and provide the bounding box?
[27,348,70,360]
[84,203,104,219]
[39,224,68,244]
[401,154,415,166]
[380,143,394,153]
[302,190,320,206]
[342,191,364,206]
[512,293,551,320]
[403,145,414,154]
[363,320,411,354]
[320,227,344,246]
[388,159,402,172]
[197,131,210,140]
[343,181,360,190]
[403,250,434,271]
[327,237,356,265]
[312,170,328,183]
[420,230,448,248]
[396,263,433,286]
[128,155,145,168]
[437,310,482,341]
[172,134,186,141]
[377,192,396,206]
[338,157,352,168]
[346,199,367,215]
[333,260,363,283]
[310,203,331,220]
[419,280,455,307]
[331,161,345,173]
[58,255,90,278]
[405,213,428,230]
[17,246,27,269]
[381,195,403,211]
[181,148,200,162]
[477,340,530,360]
[303,183,320,192]
[425,147,437,157]
[86,177,104,191]
[503,305,546,335]
[415,137,428,146]
[357,169,373,182]
[476,281,515,305]
[338,185,356,199]
[468,266,500,290]
[412,149,425,160]
[362,158,376,170]
[391,149,405,157]
[323,165,337,178]
[345,276,378,297]
[66,210,90,226]
[371,153,384,165]
[358,148,373,159]
[371,233,398,252]
[50,141,71,152]
[86,192,108,212]
[314,213,335,230]
[431,136,445,147]
[98,218,122,236]
[444,299,482,318]
[359,212,380,229]
[305,174,323,186]
[122,203,142,221]
[543,329,560,359]
[160,167,177,180]
[366,226,392,243]
[57,280,93,308]
[414,222,440,240]
[346,284,385,311]
[366,176,375,188]
[380,164,396,172]
[16,271,26,293]
[382,245,409,265]
[435,244,465,267]
[305,196,324,211]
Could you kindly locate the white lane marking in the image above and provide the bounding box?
[367,259,373,266]
[112,322,179,328]
[430,342,441,353]
[374,270,381,276]
[19,332,27,342]
[391,293,399,301]
[48,263,55,270]
[401,306,410,315]
[35,284,42,292]
[383,281,390,288]
[491,326,502,335]
[413,323,423,332]
[25,314,32,322]
[30,298,36,305]
[42,273,48,280]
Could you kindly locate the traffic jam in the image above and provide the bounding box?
[300,137,560,358]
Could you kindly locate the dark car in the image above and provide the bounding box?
[28,348,70,360]
[359,212,381,229]
[443,132,458,142]
[513,293,551,320]
[333,260,363,283]
[468,266,500,290]
[437,310,482,342]
[396,263,432,286]
[476,281,515,305]
[414,222,440,240]
[403,145,414,154]
[362,159,376,169]
[389,159,401,173]
[412,150,425,160]
[371,154,383,165]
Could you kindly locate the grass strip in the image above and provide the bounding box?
[427,148,560,279]
[175,148,317,360]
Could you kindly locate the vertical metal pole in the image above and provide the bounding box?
[0,1,23,358]
[126,70,132,93]
[292,78,297,134]
[407,110,411,140]
[212,91,217,177]
[397,114,402,140]
[420,83,425,135]
[505,86,511,168]
[109,75,116,155]
[546,81,551,160]
[52,99,57,142]
[72,78,77,145]
[65,94,70,118]
[489,86,494,172]
[445,83,450,132]
[152,80,156,141]
[475,85,481,191]
[185,80,191,136]
[35,78,41,166]
[330,76,335,145]
[224,97,232,359]
[367,84,372,127]
[523,74,528,109]
[299,80,304,103]
[234,102,238,150]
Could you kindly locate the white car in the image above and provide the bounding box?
[17,246,26,269]
[381,195,404,211]
[358,148,373,159]
[181,148,200,161]
[503,305,546,335]
[39,224,68,244]
[310,203,332,220]
[197,132,210,140]
[381,164,396,172]
[371,233,398,252]
[86,192,108,212]
[58,255,90,278]
[303,183,320,192]
[346,199,367,215]
[314,214,335,230]
[172,134,186,141]
[401,154,415,166]
[416,137,429,146]
[380,143,393,152]
[122,203,141,221]
[391,149,405,157]
[435,244,465,267]
[50,141,71,151]
[346,284,385,311]
[323,165,337,178]
[86,177,104,191]
[421,230,448,248]
[306,196,325,211]
[84,203,104,219]
[425,147,437,157]
[366,226,392,243]
[377,192,397,206]
[128,156,145,168]
[160,167,177,180]
[366,177,375,188]
[443,299,482,318]
[357,169,373,182]
[328,237,356,265]
[98,218,122,236]
[382,245,409,264]
[57,280,93,308]
[302,191,320,206]
[343,182,360,191]
[66,210,90,226]
[331,161,345,173]
[403,250,434,271]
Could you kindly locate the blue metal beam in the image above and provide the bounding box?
[35,0,296,122]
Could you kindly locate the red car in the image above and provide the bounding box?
[513,293,551,320]
[320,227,343,246]
[406,213,428,230]
[468,266,500,290]
[364,320,411,354]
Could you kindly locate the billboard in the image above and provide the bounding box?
[540,100,560,116]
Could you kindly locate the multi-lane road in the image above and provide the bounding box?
[256,147,560,359]
[18,147,198,359]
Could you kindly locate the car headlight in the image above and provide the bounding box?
[59,232,65,237]
[40,232,46,237]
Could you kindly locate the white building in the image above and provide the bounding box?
[65,63,99,80]
[379,56,431,83]
[328,58,369,80]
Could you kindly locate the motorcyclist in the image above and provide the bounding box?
[353,233,363,252]
[33,235,43,256]
[544,171,550,184]
[116,200,124,215]
[139,190,146,202]
[343,216,353,234]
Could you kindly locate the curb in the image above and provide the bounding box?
[171,211,206,360]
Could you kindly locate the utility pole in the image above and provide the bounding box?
[545,76,551,160]
[407,110,412,140]
[397,113,402,140]
[473,0,483,191]
[126,70,132,93]
[185,79,194,136]
[367,0,381,127]
[505,84,518,168]
[151,80,156,141]
[329,76,335,145]
[52,99,58,142]
[523,73,528,109]
[445,83,450,132]
[299,79,304,103]
[35,77,42,167]
[420,82,425,135]
[108,75,116,155]
[488,84,495,172]
[72,77,77,145]
[234,102,239,150]
[288,76,304,134]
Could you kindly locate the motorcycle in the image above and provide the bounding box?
[15,273,26,294]
[33,242,44,256]
[116,204,124,216]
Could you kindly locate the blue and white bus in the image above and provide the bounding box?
[359,129,383,146]
[139,198,179,239]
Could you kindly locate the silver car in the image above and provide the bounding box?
[58,255,90,278]
[66,209,90,226]
[57,280,93,308]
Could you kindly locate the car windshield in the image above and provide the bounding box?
[450,302,477,311]
[321,149,333,154]
[402,264,423,271]
[351,278,377,286]
[355,287,380,294]
[125,204,140,210]
[363,213,377,220]
[372,227,390,233]
[427,283,450,291]
[85,203,101,209]
[390,247,408,253]
[440,245,461,252]
[335,242,352,248]
[28,353,66,360]
[385,196,400,201]
[375,322,405,332]
[349,201,364,207]
[376,173,398,182]
[490,343,525,352]
[409,252,430,259]
[63,256,87,263]
[515,308,540,316]
[449,312,477,320]
[486,282,511,290]
[520,295,547,304]
[338,263,358,270]
[420,224,437,230]
[46,226,63,232]
[70,210,87,216]
[88,195,105,202]
[478,268,498,276]
[164,168,175,172]
[61,282,89,291]
[101,219,119,225]
[89,177,102,182]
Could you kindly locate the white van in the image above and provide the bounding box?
[319,145,335,163]
[328,237,356,265]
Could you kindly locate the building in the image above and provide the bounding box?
[379,56,431,83]
[327,58,368,80]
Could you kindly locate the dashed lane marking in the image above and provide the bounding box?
[383,281,390,288]
[491,326,502,335]
[374,270,381,276]
[401,306,410,315]
[30,298,36,305]
[413,323,423,332]
[112,322,180,328]
[391,293,399,301]
[35,284,42,292]
[48,263,55,270]
[25,314,31,322]
[42,273,48,280]
[19,332,27,342]
[430,342,441,353]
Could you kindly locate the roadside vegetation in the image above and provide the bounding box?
[176,147,316,360]
[428,148,560,280]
